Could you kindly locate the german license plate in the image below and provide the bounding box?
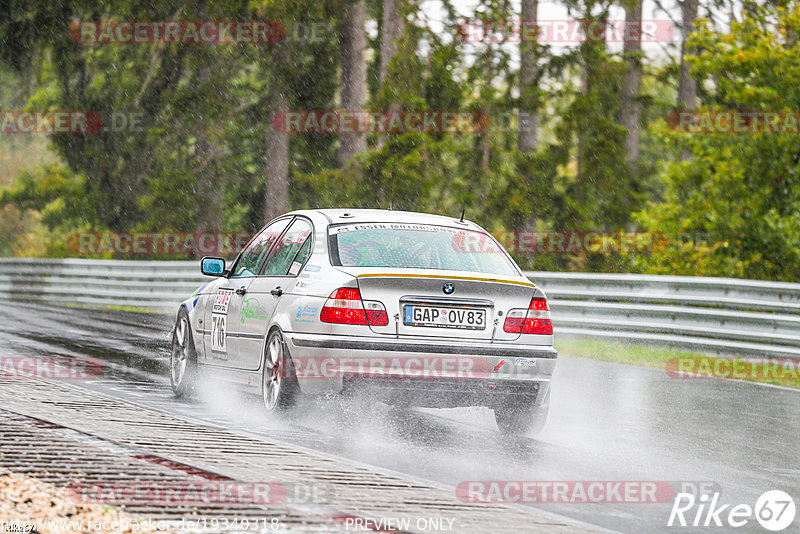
[403,305,486,330]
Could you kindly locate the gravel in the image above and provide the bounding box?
[0,474,173,533]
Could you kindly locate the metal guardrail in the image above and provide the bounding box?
[1,258,797,359]
[526,271,800,359]
[0,258,206,311]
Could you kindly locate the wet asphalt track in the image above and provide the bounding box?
[1,300,798,534]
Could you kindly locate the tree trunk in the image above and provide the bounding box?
[377,0,404,153]
[265,90,289,223]
[380,0,402,86]
[518,0,538,153]
[339,0,368,167]
[480,42,493,179]
[481,106,490,176]
[576,50,589,182]
[192,0,223,244]
[576,18,605,184]
[678,0,698,110]
[621,0,642,164]
[194,134,224,234]
[678,0,698,161]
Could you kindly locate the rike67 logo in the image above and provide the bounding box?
[668,490,796,531]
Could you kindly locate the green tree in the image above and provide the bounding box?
[637,1,800,281]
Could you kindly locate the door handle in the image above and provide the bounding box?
[235,286,247,296]
[270,286,283,296]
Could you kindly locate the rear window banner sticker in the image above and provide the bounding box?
[289,261,302,275]
[329,223,461,235]
[212,288,234,314]
[210,313,227,355]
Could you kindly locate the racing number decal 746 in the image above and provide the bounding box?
[211,313,227,353]
[211,288,233,355]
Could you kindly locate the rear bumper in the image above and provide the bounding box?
[283,332,556,405]
[290,335,557,359]
[341,377,543,408]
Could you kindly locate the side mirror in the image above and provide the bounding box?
[201,257,226,277]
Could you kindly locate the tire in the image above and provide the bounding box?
[261,330,299,412]
[494,389,550,436]
[171,308,198,398]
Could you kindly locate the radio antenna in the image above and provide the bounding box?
[459,209,465,222]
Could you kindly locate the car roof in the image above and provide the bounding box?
[288,209,485,231]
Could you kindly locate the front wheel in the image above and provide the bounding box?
[171,308,198,398]
[261,330,299,412]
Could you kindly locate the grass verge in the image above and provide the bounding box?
[64,302,168,315]
[555,337,800,389]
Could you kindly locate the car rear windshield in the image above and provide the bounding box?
[329,223,519,276]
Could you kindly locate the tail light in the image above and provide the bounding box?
[363,300,389,326]
[503,297,553,335]
[320,287,389,326]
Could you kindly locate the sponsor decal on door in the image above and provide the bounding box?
[212,288,234,313]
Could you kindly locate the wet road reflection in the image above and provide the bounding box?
[1,301,797,533]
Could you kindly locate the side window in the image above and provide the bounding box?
[261,219,313,276]
[293,237,313,268]
[231,219,291,278]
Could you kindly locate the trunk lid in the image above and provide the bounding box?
[337,267,537,341]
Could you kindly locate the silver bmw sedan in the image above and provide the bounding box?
[171,209,556,434]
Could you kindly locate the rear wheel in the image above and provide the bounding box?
[494,390,550,436]
[261,330,299,412]
[171,309,198,398]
